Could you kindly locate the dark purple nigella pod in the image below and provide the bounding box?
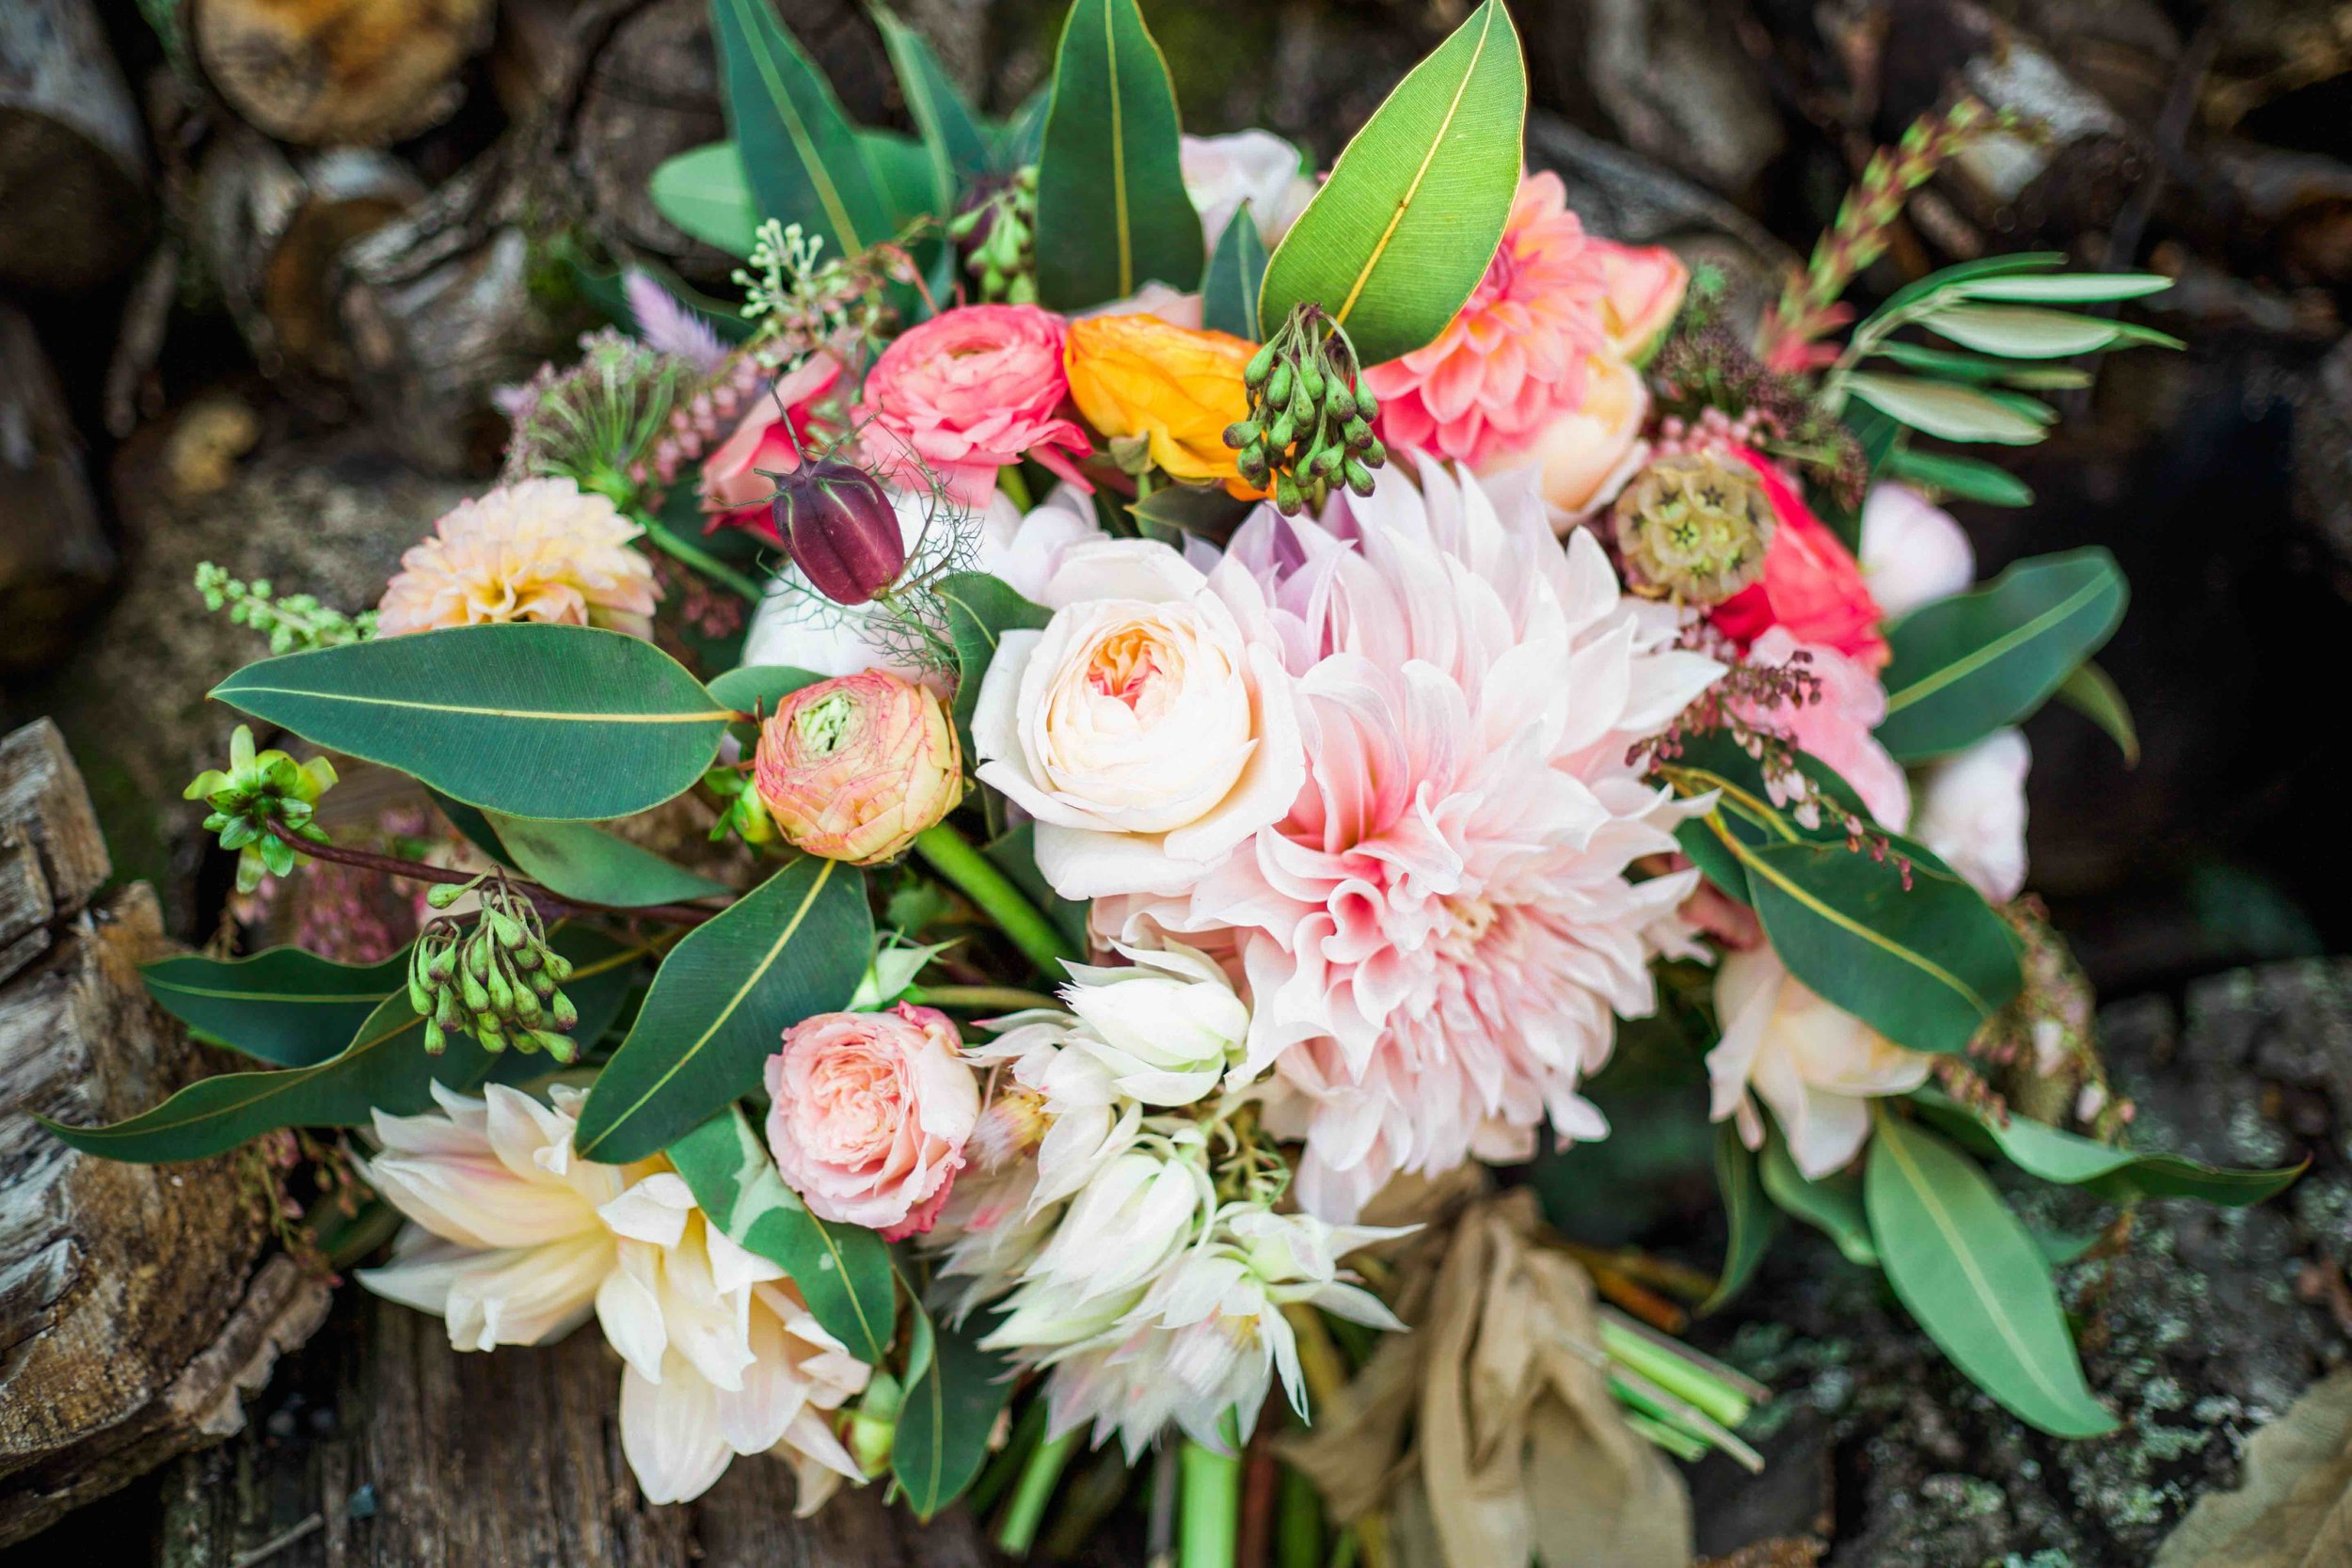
[771,458,906,606]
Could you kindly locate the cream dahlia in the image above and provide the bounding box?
[376,478,660,638]
[1361,171,1613,468]
[1096,461,1723,1218]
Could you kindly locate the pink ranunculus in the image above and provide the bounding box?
[1739,626,1910,831]
[700,353,846,535]
[765,1004,980,1236]
[1586,238,1689,360]
[857,304,1094,508]
[1708,445,1891,671]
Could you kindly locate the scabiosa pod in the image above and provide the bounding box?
[1612,451,1777,605]
[752,672,964,866]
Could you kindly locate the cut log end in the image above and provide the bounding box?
[191,0,497,148]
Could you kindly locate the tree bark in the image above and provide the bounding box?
[0,303,118,679]
[0,720,334,1548]
[0,0,148,291]
[188,0,497,148]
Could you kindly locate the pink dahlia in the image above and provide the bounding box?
[857,304,1093,507]
[1095,461,1724,1218]
[377,478,660,639]
[1360,171,1613,468]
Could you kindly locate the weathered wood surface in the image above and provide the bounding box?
[0,721,333,1547]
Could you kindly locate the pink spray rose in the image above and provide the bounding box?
[857,304,1094,507]
[764,1004,980,1237]
[1708,446,1891,671]
[699,353,845,534]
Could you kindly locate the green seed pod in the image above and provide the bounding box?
[1268,413,1295,450]
[1363,437,1388,467]
[1265,362,1293,408]
[1343,416,1370,446]
[1222,420,1260,450]
[1345,459,1376,496]
[1311,444,1343,476]
[1353,384,1380,421]
[551,991,580,1032]
[488,910,525,949]
[536,1030,580,1066]
[463,938,490,982]
[460,968,490,1014]
[475,1015,506,1050]
[530,966,557,999]
[422,1019,447,1055]
[1299,356,1326,404]
[426,882,467,910]
[406,955,435,1019]
[435,992,464,1031]
[510,941,542,972]
[1245,342,1276,388]
[542,951,574,983]
[428,944,458,983]
[512,987,544,1027]
[1274,472,1302,514]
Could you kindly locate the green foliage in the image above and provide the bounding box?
[481,814,735,908]
[2056,661,2139,767]
[648,143,762,259]
[1910,1089,2303,1206]
[575,857,872,1163]
[1865,1110,2118,1438]
[1701,1123,1773,1313]
[1202,207,1269,340]
[1031,0,1201,309]
[934,572,1051,758]
[873,6,990,198]
[141,947,412,1068]
[667,1104,898,1361]
[709,0,892,258]
[1255,0,1524,363]
[196,563,375,654]
[892,1284,1017,1519]
[1877,548,2127,762]
[210,625,734,822]
[184,724,337,894]
[47,927,643,1164]
[707,664,828,716]
[1880,446,2034,508]
[1757,1123,1877,1266]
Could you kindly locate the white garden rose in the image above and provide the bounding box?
[1182,130,1317,253]
[1858,482,1975,617]
[1707,946,1933,1178]
[1912,728,2031,904]
[972,539,1302,900]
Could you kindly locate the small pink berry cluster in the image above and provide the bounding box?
[1649,404,1771,462]
[640,345,794,488]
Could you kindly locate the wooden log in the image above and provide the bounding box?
[142,1292,992,1567]
[0,720,334,1547]
[0,303,119,680]
[0,0,149,291]
[188,0,497,148]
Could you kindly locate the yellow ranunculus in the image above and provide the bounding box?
[1063,314,1263,494]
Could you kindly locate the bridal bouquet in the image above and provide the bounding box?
[54,0,2307,1561]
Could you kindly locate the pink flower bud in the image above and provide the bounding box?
[771,458,906,606]
[753,671,962,864]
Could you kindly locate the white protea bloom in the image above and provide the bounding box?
[1056,940,1252,1104]
[1041,1207,1406,1460]
[965,1014,1144,1212]
[356,1085,867,1513]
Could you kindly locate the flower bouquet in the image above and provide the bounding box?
[53,0,2310,1561]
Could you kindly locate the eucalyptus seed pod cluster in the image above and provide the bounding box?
[948,169,1039,305]
[1610,451,1777,605]
[1223,305,1387,515]
[405,875,582,1060]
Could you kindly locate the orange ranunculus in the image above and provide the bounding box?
[1063,314,1263,494]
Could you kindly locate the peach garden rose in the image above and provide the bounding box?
[764,1004,980,1238]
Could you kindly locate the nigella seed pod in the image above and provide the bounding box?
[771,458,906,607]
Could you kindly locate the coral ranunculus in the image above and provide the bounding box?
[754,671,962,865]
[1361,171,1613,467]
[377,478,660,638]
[1708,446,1891,669]
[856,304,1093,507]
[764,1004,980,1236]
[1064,314,1262,493]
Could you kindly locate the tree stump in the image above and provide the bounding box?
[0,303,117,679]
[188,0,497,148]
[0,0,148,291]
[0,720,334,1547]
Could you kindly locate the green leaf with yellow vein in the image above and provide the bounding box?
[894,1292,1014,1519]
[141,946,412,1068]
[1255,0,1524,362]
[481,813,735,909]
[873,6,990,198]
[667,1103,897,1362]
[710,0,891,258]
[1031,0,1200,309]
[210,624,734,822]
[47,927,646,1163]
[1910,1089,2303,1207]
[574,856,871,1163]
[1203,206,1269,340]
[1877,548,2127,762]
[1866,1111,2118,1437]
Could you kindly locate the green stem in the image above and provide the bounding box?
[905,984,1062,1013]
[1179,1436,1242,1568]
[913,822,1079,980]
[637,514,767,603]
[996,1428,1079,1556]
[1599,1318,1753,1430]
[997,464,1035,514]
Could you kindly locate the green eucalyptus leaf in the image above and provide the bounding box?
[210,625,733,821]
[1881,446,2034,508]
[1877,548,2127,762]
[1865,1111,2118,1438]
[707,664,829,717]
[873,6,991,194]
[1256,0,1525,363]
[2056,661,2139,767]
[1871,341,2090,392]
[1702,1122,1774,1313]
[1910,1089,2303,1206]
[575,856,872,1163]
[140,946,412,1067]
[893,1295,1016,1519]
[1843,372,2050,445]
[936,572,1050,756]
[482,813,735,909]
[710,0,892,257]
[1758,1124,1877,1267]
[859,128,944,230]
[1202,205,1269,340]
[667,1103,898,1361]
[649,142,762,259]
[1031,0,1200,309]
[993,85,1050,172]
[1127,482,1253,546]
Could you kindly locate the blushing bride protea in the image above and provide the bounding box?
[1097,459,1724,1219]
[356,1085,868,1512]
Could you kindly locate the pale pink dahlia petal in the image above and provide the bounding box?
[377,478,661,639]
